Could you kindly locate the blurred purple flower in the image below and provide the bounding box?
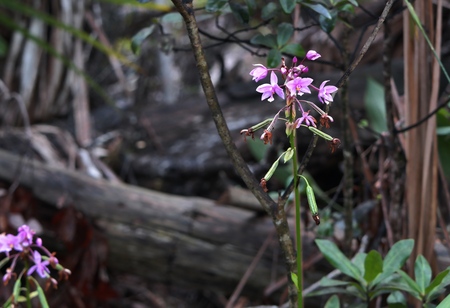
[306,50,321,60]
[318,80,338,104]
[295,111,317,128]
[249,64,268,82]
[27,251,50,278]
[286,77,313,96]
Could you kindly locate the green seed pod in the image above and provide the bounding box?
[283,147,294,163]
[308,126,333,141]
[263,158,279,182]
[306,186,320,225]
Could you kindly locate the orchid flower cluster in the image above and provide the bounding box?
[1,225,71,304]
[241,50,340,195]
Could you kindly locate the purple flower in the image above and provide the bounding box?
[0,234,22,253]
[256,72,285,102]
[318,80,338,104]
[249,64,268,82]
[295,111,317,128]
[17,225,35,247]
[306,50,321,61]
[286,77,313,96]
[27,251,50,278]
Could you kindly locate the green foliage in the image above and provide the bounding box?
[437,108,450,181]
[307,239,450,306]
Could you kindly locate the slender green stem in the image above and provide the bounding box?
[290,130,303,308]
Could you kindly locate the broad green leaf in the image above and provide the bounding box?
[277,23,294,47]
[280,0,296,13]
[320,277,352,287]
[397,269,422,300]
[387,291,407,307]
[437,293,450,308]
[437,127,450,135]
[324,294,340,308]
[384,239,414,270]
[346,282,367,300]
[131,25,155,55]
[261,2,278,20]
[267,49,282,68]
[302,3,332,19]
[364,78,387,134]
[353,252,367,277]
[280,43,305,57]
[346,0,359,6]
[364,250,383,283]
[205,0,228,12]
[101,0,172,10]
[230,1,250,24]
[426,268,450,301]
[415,255,432,294]
[315,239,363,283]
[250,34,277,48]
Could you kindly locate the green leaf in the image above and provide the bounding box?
[267,49,282,68]
[230,1,250,24]
[364,250,383,283]
[324,294,340,308]
[280,0,296,13]
[277,23,294,47]
[320,277,352,287]
[426,268,450,301]
[387,291,407,306]
[364,77,388,134]
[384,239,414,271]
[12,279,21,302]
[261,2,278,20]
[397,269,422,299]
[372,239,414,286]
[131,25,155,55]
[250,33,277,48]
[306,286,357,297]
[302,3,332,19]
[353,252,367,277]
[415,255,432,294]
[205,0,228,12]
[319,11,337,33]
[437,293,450,308]
[315,239,363,283]
[27,276,49,308]
[280,43,305,57]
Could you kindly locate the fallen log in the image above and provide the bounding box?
[0,148,298,296]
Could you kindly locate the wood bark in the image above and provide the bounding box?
[0,149,294,295]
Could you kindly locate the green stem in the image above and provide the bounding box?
[25,260,31,308]
[290,130,303,308]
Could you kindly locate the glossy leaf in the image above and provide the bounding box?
[280,43,305,57]
[230,1,249,24]
[415,255,432,294]
[303,3,332,19]
[426,268,450,301]
[353,252,367,277]
[205,0,228,12]
[280,0,296,13]
[245,0,257,14]
[437,293,450,308]
[261,2,278,20]
[267,49,282,68]
[319,11,337,33]
[384,239,414,270]
[324,295,340,308]
[277,23,294,47]
[315,239,363,283]
[250,34,277,48]
[364,250,383,283]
